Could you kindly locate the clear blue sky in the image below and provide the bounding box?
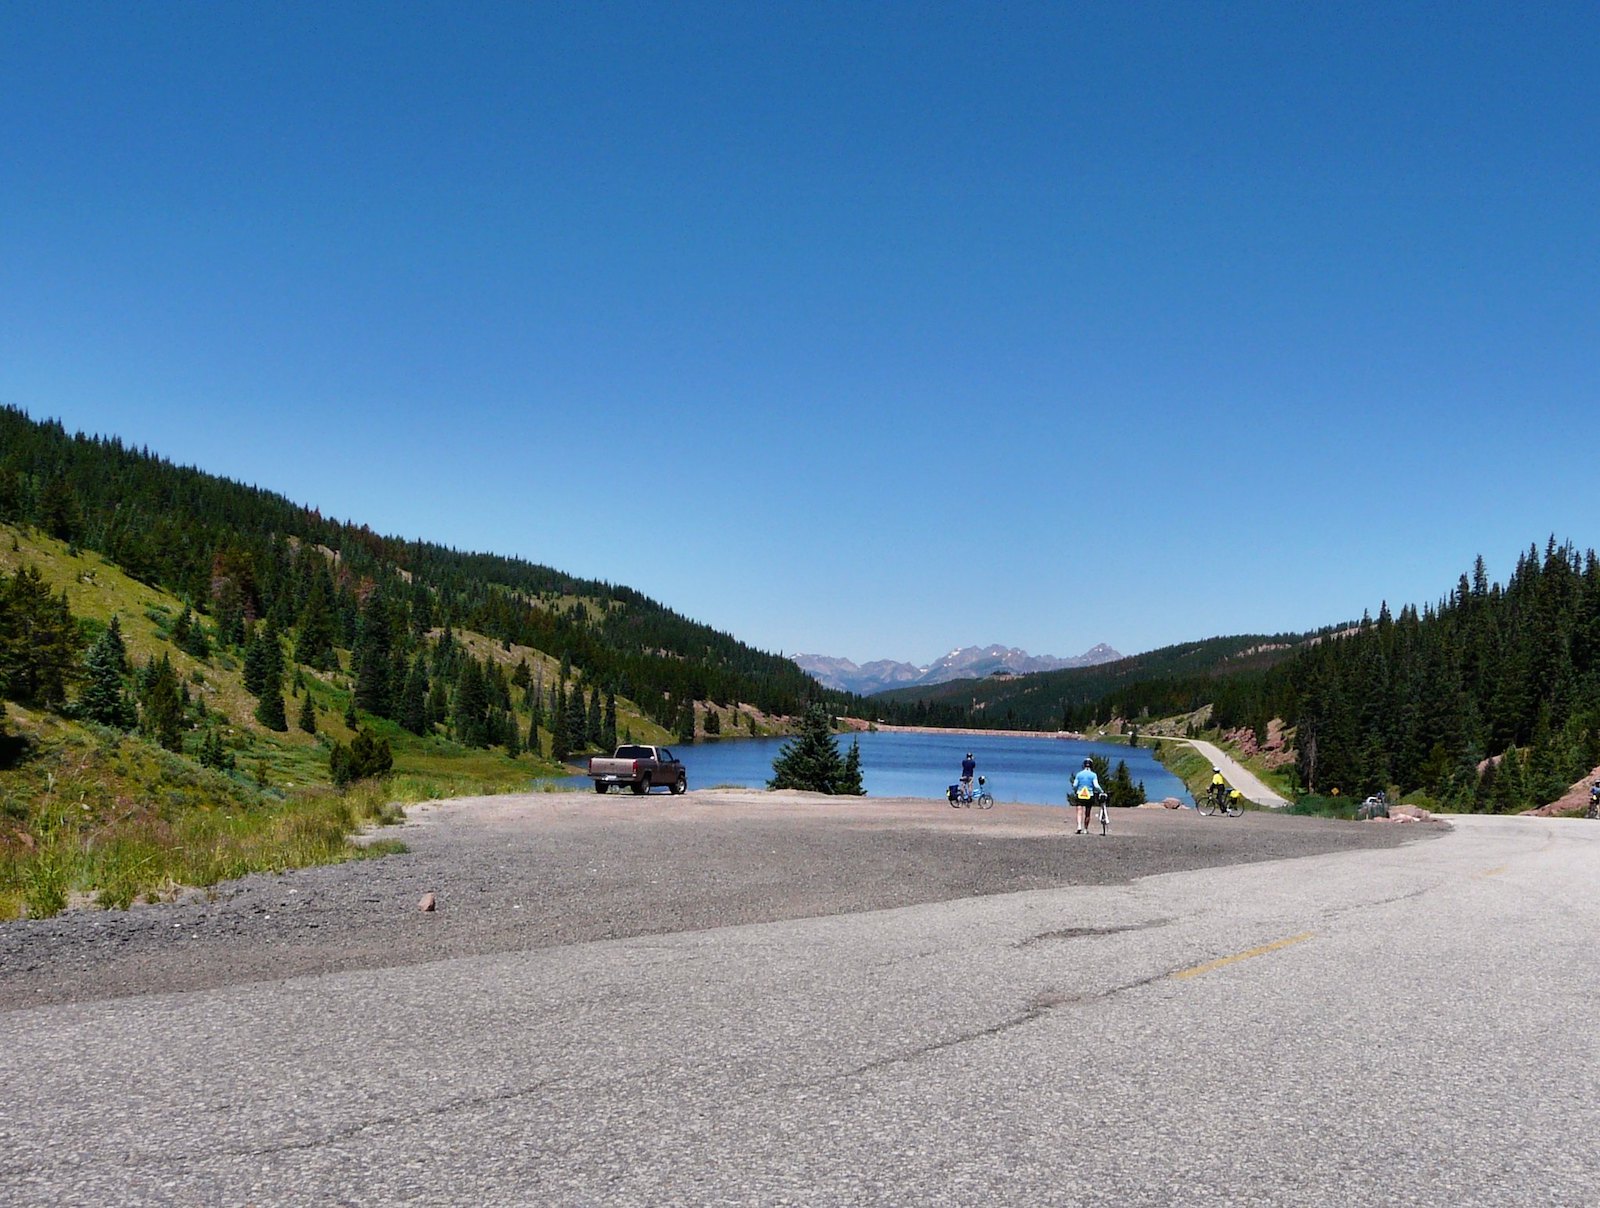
[3,2,1597,665]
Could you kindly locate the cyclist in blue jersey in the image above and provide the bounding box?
[960,752,976,799]
[1071,758,1104,834]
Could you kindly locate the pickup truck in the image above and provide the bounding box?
[588,744,687,795]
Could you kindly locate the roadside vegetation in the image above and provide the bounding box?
[0,520,703,919]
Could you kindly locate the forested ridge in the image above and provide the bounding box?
[1274,541,1600,809]
[874,541,1600,811]
[0,406,832,736]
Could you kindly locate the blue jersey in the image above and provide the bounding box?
[1072,768,1102,797]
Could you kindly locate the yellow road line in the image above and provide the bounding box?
[1171,932,1315,981]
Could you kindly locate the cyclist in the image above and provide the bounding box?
[1071,757,1104,834]
[959,752,976,801]
[1588,781,1599,819]
[1209,765,1229,809]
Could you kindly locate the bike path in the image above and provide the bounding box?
[1163,735,1291,807]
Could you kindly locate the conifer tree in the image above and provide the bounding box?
[399,654,431,736]
[297,691,317,734]
[242,629,270,696]
[586,687,603,747]
[137,654,186,752]
[452,657,490,747]
[564,683,588,754]
[329,726,393,786]
[768,705,864,794]
[352,591,393,718]
[603,690,618,751]
[255,678,288,731]
[0,565,78,707]
[80,617,137,729]
[550,683,571,762]
[294,572,339,670]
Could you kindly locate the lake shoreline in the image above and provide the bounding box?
[838,720,1088,740]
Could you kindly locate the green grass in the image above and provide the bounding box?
[0,710,555,920]
[0,523,684,918]
[1284,794,1361,820]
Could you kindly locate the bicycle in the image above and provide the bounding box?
[1197,783,1243,817]
[947,775,994,809]
[1072,787,1109,834]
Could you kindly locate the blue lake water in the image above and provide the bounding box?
[559,729,1188,808]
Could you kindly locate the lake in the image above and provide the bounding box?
[559,729,1189,808]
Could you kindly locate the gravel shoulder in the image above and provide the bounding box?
[0,788,1437,1010]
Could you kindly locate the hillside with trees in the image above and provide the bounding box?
[0,404,879,916]
[875,541,1600,814]
[0,405,834,742]
[1273,541,1600,810]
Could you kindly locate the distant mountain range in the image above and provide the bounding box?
[793,643,1123,696]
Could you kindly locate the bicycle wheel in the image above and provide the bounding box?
[1224,800,1243,817]
[1198,796,1218,816]
[1099,803,1108,835]
[977,792,994,810]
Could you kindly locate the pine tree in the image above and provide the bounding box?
[198,727,235,771]
[294,572,338,670]
[399,654,431,736]
[453,657,490,747]
[839,737,865,794]
[297,692,317,734]
[255,678,288,731]
[352,591,393,718]
[603,690,618,751]
[550,683,571,763]
[586,687,603,747]
[564,683,588,754]
[0,565,79,707]
[137,654,186,752]
[242,629,270,696]
[329,727,394,786]
[769,705,863,794]
[80,618,137,728]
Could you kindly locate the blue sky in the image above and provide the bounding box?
[3,2,1597,665]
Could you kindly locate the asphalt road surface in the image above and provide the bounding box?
[2,794,1595,1206]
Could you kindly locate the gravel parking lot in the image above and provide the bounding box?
[0,788,1435,1010]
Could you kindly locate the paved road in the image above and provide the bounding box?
[1164,736,1292,808]
[3,813,1595,1205]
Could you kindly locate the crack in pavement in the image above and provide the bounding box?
[1016,917,1173,947]
[805,971,1174,1087]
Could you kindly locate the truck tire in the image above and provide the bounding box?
[670,772,687,795]
[631,778,649,795]
[593,782,608,794]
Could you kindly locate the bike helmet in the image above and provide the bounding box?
[1083,758,1093,767]
[1212,766,1221,773]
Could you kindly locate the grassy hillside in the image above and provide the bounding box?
[0,523,691,919]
